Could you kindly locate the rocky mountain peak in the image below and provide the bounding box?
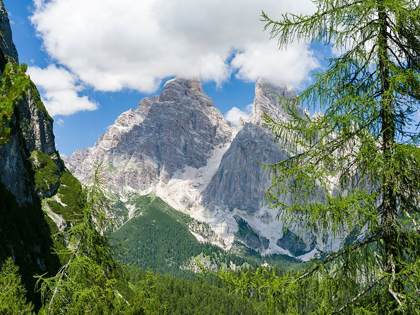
[67,76,327,259]
[0,2,19,63]
[68,77,233,192]
[250,78,298,125]
[255,78,296,104]
[159,77,209,103]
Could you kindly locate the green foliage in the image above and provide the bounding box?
[128,268,260,315]
[0,179,60,310]
[37,164,127,314]
[0,62,30,146]
[222,0,420,313]
[111,194,153,226]
[43,215,69,266]
[30,151,84,223]
[0,257,34,314]
[113,196,210,277]
[45,170,85,223]
[29,150,60,197]
[113,196,302,278]
[126,269,165,314]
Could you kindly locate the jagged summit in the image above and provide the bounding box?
[159,77,207,102]
[68,77,233,191]
[0,2,19,63]
[256,78,296,105]
[250,77,298,125]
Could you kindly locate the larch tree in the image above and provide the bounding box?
[0,257,34,314]
[36,163,129,315]
[220,1,420,314]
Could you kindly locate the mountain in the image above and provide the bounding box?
[69,78,233,190]
[67,76,333,263]
[0,2,84,307]
[111,193,302,276]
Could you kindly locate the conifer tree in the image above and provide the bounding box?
[37,163,128,314]
[0,257,34,314]
[224,1,420,314]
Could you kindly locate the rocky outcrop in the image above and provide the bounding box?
[0,5,57,204]
[67,78,234,191]
[276,230,316,257]
[234,215,270,250]
[0,1,19,64]
[202,122,286,212]
[0,80,58,205]
[202,78,293,212]
[250,78,300,126]
[0,2,63,307]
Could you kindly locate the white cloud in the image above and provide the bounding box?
[225,104,253,126]
[232,41,320,89]
[27,65,98,116]
[31,0,318,93]
[56,118,65,126]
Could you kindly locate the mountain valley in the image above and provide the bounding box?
[66,76,337,266]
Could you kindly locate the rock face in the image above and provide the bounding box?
[0,2,19,63]
[250,79,299,126]
[0,2,57,204]
[0,83,58,204]
[68,76,322,260]
[68,78,233,191]
[202,122,283,212]
[0,2,72,306]
[202,79,296,212]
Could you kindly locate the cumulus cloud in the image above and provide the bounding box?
[27,65,98,116]
[225,104,253,126]
[31,0,318,94]
[232,41,319,88]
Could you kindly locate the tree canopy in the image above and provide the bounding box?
[222,1,420,314]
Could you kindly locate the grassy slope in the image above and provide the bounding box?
[112,196,303,278]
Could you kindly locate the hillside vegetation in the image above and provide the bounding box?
[112,195,303,278]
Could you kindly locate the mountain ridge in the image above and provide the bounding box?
[67,76,328,260]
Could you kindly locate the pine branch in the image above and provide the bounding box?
[331,276,385,314]
[286,235,378,286]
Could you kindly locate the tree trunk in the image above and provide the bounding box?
[378,2,401,313]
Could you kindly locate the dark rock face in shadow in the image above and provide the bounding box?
[276,230,316,257]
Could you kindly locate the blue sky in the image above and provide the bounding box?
[4,0,322,157]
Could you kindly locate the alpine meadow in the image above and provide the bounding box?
[1,0,420,314]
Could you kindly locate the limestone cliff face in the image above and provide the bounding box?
[250,78,299,125]
[0,83,58,204]
[202,122,286,212]
[0,2,18,64]
[68,78,234,191]
[0,1,58,203]
[0,2,67,306]
[202,78,294,212]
